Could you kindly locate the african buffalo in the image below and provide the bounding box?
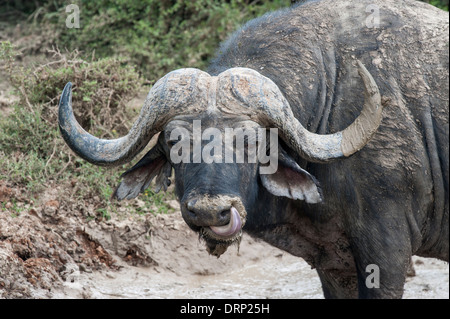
[58,0,449,298]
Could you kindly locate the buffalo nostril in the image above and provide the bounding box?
[218,209,231,224]
[184,198,233,226]
[220,210,229,218]
[187,210,197,219]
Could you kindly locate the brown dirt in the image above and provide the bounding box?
[0,180,290,298]
[0,181,117,297]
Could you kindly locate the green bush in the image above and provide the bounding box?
[0,42,143,200]
[426,0,449,10]
[9,0,291,81]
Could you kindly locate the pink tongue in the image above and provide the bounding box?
[210,207,242,238]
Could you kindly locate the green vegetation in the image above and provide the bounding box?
[0,43,144,218]
[426,0,449,11]
[2,0,291,80]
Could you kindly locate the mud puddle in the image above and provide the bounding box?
[53,242,448,299]
[55,249,324,299]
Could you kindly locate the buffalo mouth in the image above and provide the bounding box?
[198,207,244,257]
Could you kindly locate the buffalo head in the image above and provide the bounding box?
[58,62,382,257]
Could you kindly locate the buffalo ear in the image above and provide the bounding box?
[112,144,172,201]
[260,148,322,204]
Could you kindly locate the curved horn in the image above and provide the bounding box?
[217,60,383,163]
[58,68,209,166]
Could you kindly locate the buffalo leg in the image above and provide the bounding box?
[348,216,412,298]
[316,268,358,299]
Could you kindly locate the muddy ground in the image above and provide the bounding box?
[0,180,448,299]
